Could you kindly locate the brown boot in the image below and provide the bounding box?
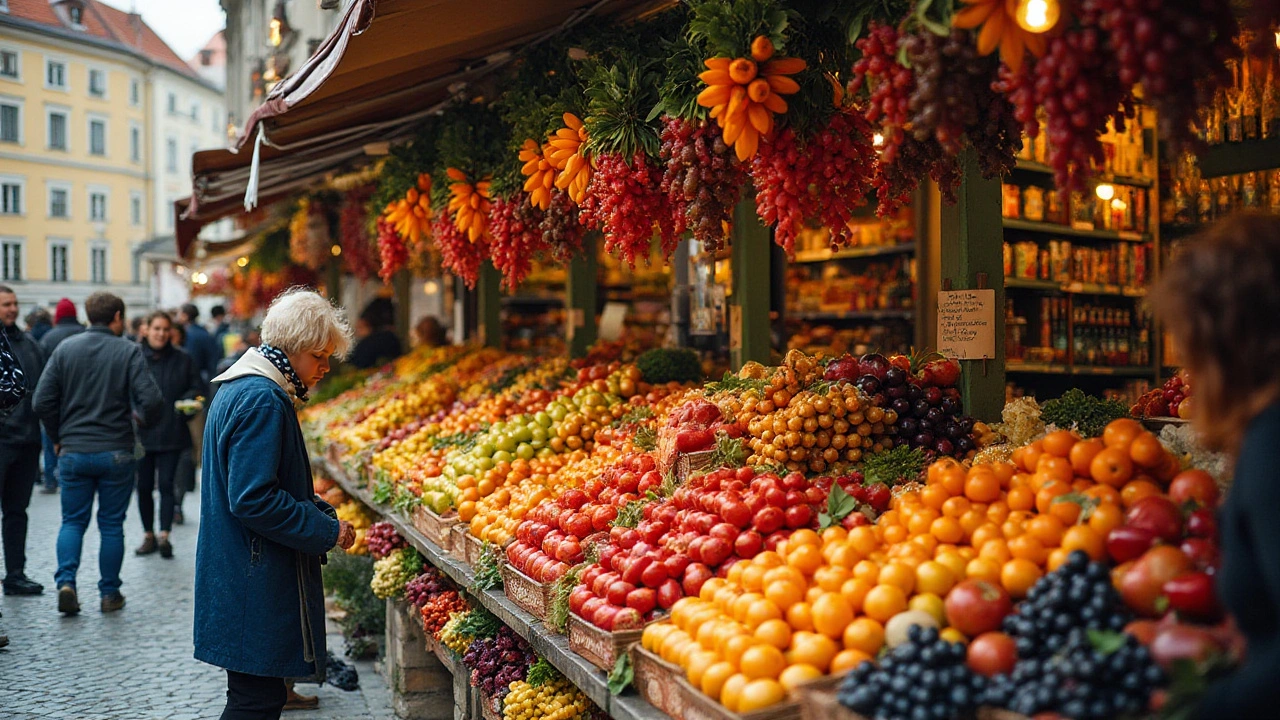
[135,535,157,556]
[283,682,319,711]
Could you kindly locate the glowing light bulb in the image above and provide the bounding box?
[873,133,885,147]
[1095,183,1115,201]
[236,256,249,267]
[1015,0,1059,33]
[423,280,440,295]
[330,244,342,257]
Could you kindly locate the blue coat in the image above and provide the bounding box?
[193,371,339,679]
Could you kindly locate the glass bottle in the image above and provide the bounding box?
[1226,60,1244,143]
[1243,57,1261,141]
[1270,169,1280,212]
[1197,179,1215,224]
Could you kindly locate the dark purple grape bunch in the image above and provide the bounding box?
[366,522,407,560]
[403,566,453,608]
[463,627,535,700]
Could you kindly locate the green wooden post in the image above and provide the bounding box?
[731,197,771,369]
[393,269,410,347]
[939,150,1006,422]
[566,234,599,359]
[477,262,501,349]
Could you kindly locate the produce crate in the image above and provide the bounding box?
[500,562,552,620]
[465,532,493,567]
[567,612,643,672]
[630,646,803,720]
[480,690,504,720]
[412,505,458,552]
[449,525,470,564]
[676,449,717,482]
[977,709,1031,720]
[796,675,866,720]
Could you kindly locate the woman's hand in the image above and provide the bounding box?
[336,520,356,550]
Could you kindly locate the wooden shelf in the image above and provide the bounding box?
[1013,159,1154,188]
[321,459,669,720]
[1196,136,1280,179]
[789,309,915,322]
[1004,277,1145,297]
[1007,362,1155,377]
[791,243,916,264]
[1002,218,1150,243]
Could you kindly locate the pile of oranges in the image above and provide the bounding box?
[641,419,1181,712]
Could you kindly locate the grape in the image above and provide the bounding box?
[403,565,454,607]
[580,152,678,267]
[1091,0,1237,154]
[370,547,422,599]
[376,217,409,282]
[540,190,585,264]
[463,627,536,701]
[488,193,549,291]
[365,521,407,559]
[837,625,986,720]
[434,213,488,289]
[339,185,378,281]
[658,116,747,252]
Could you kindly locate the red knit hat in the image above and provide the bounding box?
[54,298,76,323]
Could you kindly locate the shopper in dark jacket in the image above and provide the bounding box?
[1152,213,1280,719]
[40,298,84,356]
[179,303,221,383]
[134,312,204,559]
[33,292,164,615]
[0,286,46,596]
[24,307,52,342]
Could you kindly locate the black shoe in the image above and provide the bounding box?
[135,535,157,556]
[173,510,185,525]
[3,575,44,595]
[158,538,173,559]
[0,633,8,649]
[38,486,58,495]
[101,593,126,613]
[57,585,80,615]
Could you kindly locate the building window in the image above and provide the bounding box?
[91,246,106,283]
[130,79,139,106]
[89,118,105,155]
[130,192,142,226]
[45,60,66,89]
[49,242,67,282]
[1,241,20,281]
[166,137,177,173]
[130,124,140,162]
[0,101,18,143]
[48,110,67,150]
[190,101,199,122]
[68,5,83,26]
[167,92,177,114]
[49,186,68,218]
[1,181,21,215]
[88,68,105,97]
[0,50,18,79]
[0,1,9,13]
[89,191,106,221]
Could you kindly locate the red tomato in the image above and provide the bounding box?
[657,579,683,609]
[1168,470,1219,508]
[1125,497,1184,543]
[966,632,1018,677]
[944,580,1014,637]
[753,507,785,534]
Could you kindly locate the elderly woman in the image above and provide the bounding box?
[194,288,356,720]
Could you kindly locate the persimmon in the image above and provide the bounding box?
[1128,434,1167,469]
[1091,447,1135,488]
[1041,429,1079,458]
[1102,418,1144,449]
[1067,439,1104,477]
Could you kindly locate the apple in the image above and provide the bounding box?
[569,586,593,615]
[613,607,645,630]
[663,553,691,578]
[1126,497,1184,543]
[657,579,683,609]
[1107,526,1158,564]
[785,504,813,529]
[754,507,785,534]
[593,604,620,631]
[580,597,605,621]
[700,537,732,567]
[622,556,652,586]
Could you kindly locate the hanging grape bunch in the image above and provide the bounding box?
[489,193,549,290]
[540,190,585,263]
[581,153,676,267]
[365,521,407,559]
[376,217,409,282]
[339,185,377,280]
[434,213,487,289]
[1089,0,1238,153]
[659,116,747,252]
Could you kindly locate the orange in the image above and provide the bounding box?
[1046,547,1071,572]
[915,561,957,596]
[811,592,855,639]
[722,634,759,668]
[731,593,763,624]
[965,557,1002,584]
[986,501,1011,525]
[700,578,727,603]
[738,678,787,712]
[840,578,872,611]
[1021,440,1045,472]
[700,661,736,699]
[959,509,988,535]
[907,508,941,536]
[1001,558,1043,599]
[1036,456,1076,486]
[1091,447,1135,487]
[686,650,720,687]
[991,462,1016,487]
[753,550,785,568]
[696,619,726,650]
[1035,481,1071,514]
[1026,515,1066,548]
[745,598,784,629]
[831,648,874,675]
[814,566,852,593]
[1048,491,1085,525]
[1069,439,1106,477]
[790,529,822,548]
[979,538,1012,564]
[720,673,749,713]
[863,584,908,623]
[1088,501,1124,536]
[1083,484,1123,506]
[787,632,839,672]
[882,524,909,545]
[970,523,1003,550]
[849,526,880,556]
[1061,525,1105,560]
[930,516,966,544]
[1009,534,1048,564]
[740,564,767,592]
[879,562,916,595]
[909,533,939,556]
[909,593,947,625]
[1128,434,1167,469]
[1121,479,1162,508]
[755,618,792,650]
[1041,429,1079,458]
[821,527,849,545]
[805,585,826,604]
[921,484,950,511]
[1000,517,1026,541]
[934,551,969,580]
[941,464,968,496]
[788,544,824,576]
[853,560,881,585]
[965,472,1001,503]
[764,565,806,589]
[727,562,746,586]
[778,663,823,692]
[827,542,861,570]
[942,495,972,518]
[842,617,886,654]
[1102,418,1144,449]
[785,602,814,632]
[740,644,787,680]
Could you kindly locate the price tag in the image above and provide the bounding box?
[599,302,628,342]
[936,289,996,360]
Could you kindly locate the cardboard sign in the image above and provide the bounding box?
[937,289,996,360]
[599,302,628,342]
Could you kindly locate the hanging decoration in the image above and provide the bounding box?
[488,193,549,290]
[381,174,433,247]
[446,169,493,243]
[288,197,332,270]
[434,213,488,289]
[519,140,558,210]
[696,41,805,161]
[339,184,378,281]
[951,0,1050,71]
[545,114,592,205]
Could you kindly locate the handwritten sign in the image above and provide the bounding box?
[937,289,995,360]
[599,302,628,342]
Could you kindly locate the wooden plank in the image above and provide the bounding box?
[941,150,1006,423]
[1197,136,1280,179]
[567,234,599,358]
[731,196,772,369]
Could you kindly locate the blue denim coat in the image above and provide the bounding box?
[193,368,339,679]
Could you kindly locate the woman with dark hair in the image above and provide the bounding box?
[1152,212,1280,718]
[134,311,204,558]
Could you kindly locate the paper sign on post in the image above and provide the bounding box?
[936,289,995,360]
[599,302,628,342]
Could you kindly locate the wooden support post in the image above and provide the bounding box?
[939,150,1006,422]
[477,262,501,349]
[383,599,454,719]
[731,197,771,369]
[566,234,599,358]
[394,270,411,349]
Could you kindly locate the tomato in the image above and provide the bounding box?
[1186,508,1218,539]
[641,561,670,589]
[569,586,593,615]
[966,632,1018,677]
[734,531,764,559]
[1125,496,1184,543]
[753,507,785,534]
[1163,572,1222,621]
[1149,624,1223,671]
[944,580,1013,637]
[657,578,683,609]
[580,566,602,589]
[626,588,658,615]
[606,580,635,607]
[616,528,640,549]
[1119,546,1193,616]
[682,563,713,597]
[785,504,814,529]
[664,552,692,578]
[1168,469,1220,508]
[721,501,752,529]
[593,604,620,631]
[701,537,733,567]
[591,505,617,531]
[1106,526,1158,564]
[1179,537,1220,570]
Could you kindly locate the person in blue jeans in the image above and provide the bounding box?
[33,292,163,615]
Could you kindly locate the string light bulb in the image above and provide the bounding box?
[236,256,249,267]
[423,280,440,295]
[330,244,342,257]
[1015,0,1060,33]
[1095,183,1115,201]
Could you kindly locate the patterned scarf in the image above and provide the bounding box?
[0,326,25,411]
[257,343,308,403]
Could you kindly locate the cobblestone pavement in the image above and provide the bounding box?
[0,483,394,719]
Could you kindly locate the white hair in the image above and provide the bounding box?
[259,287,353,359]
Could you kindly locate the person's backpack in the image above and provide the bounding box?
[0,331,25,411]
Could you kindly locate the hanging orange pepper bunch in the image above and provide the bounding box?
[518,139,558,210]
[381,173,433,247]
[446,168,492,243]
[544,113,592,205]
[696,35,805,161]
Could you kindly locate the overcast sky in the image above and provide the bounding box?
[100,0,226,60]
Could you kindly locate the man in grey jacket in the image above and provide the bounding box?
[33,292,164,615]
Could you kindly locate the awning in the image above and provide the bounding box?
[178,0,671,259]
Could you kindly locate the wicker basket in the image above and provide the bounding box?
[976,709,1031,720]
[465,532,493,567]
[567,612,644,671]
[796,675,866,720]
[449,525,470,564]
[501,563,552,620]
[412,505,458,552]
[630,646,802,720]
[676,450,717,482]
